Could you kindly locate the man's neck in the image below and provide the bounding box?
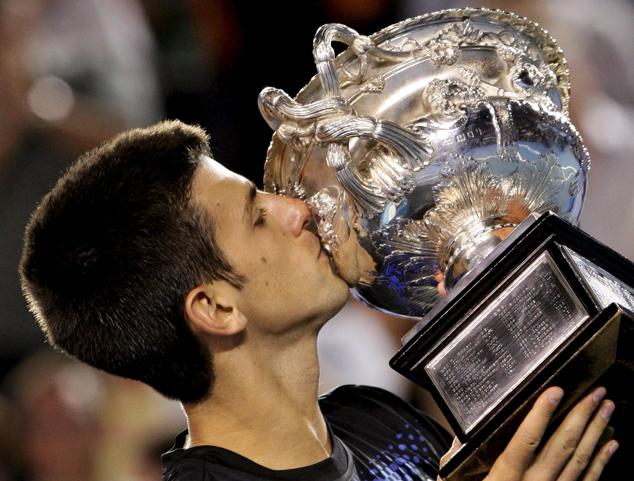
[183,331,331,470]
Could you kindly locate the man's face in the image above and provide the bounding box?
[191,156,350,336]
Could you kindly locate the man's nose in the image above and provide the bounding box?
[280,196,311,237]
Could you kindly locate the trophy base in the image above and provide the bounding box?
[389,212,634,480]
[442,304,632,480]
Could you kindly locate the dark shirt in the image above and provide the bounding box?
[162,385,452,480]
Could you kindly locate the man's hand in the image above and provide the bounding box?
[439,386,618,481]
[487,386,617,481]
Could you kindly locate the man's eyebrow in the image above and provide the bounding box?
[243,181,257,222]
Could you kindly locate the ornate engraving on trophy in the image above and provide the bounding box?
[562,246,634,312]
[424,252,589,433]
[260,9,590,318]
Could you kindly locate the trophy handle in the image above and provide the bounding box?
[315,115,431,215]
[316,116,432,172]
[257,87,351,131]
[313,23,419,93]
[258,24,434,214]
[312,23,429,189]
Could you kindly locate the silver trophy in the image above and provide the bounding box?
[259,8,632,480]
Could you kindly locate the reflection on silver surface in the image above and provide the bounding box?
[563,246,634,312]
[424,252,588,433]
[259,9,589,318]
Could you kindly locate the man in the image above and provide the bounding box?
[20,120,617,480]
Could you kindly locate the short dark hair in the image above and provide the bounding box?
[20,120,244,403]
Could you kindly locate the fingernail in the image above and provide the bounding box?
[600,401,615,421]
[592,387,607,403]
[549,388,564,405]
[608,441,619,456]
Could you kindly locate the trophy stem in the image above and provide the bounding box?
[443,216,518,290]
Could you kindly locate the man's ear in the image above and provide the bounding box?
[184,283,247,337]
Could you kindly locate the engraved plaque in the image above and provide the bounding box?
[562,246,634,312]
[424,252,589,433]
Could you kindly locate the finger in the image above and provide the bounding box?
[490,387,563,475]
[581,440,619,481]
[533,386,606,478]
[558,399,614,481]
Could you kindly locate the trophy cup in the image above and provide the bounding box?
[258,8,633,480]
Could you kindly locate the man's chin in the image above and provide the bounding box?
[325,279,352,315]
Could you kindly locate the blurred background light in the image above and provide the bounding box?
[27,75,75,122]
